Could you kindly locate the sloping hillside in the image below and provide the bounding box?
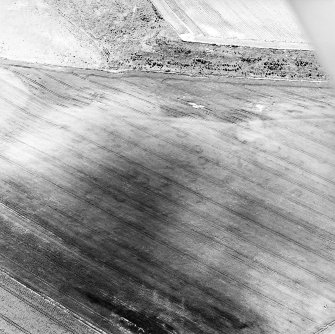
[45,0,326,80]
[1,60,335,334]
[44,0,178,65]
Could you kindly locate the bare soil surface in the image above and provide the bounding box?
[0,0,104,68]
[45,0,326,80]
[0,61,334,334]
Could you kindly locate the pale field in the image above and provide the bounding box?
[151,0,312,49]
[0,0,104,68]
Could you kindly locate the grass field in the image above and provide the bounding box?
[0,60,335,333]
[151,0,311,49]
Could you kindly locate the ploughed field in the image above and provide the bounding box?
[151,0,310,49]
[0,60,335,334]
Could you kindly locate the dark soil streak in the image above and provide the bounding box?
[83,291,177,334]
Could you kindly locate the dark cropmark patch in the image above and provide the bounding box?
[69,144,268,333]
[83,290,177,334]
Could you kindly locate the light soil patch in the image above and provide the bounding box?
[151,0,311,50]
[0,0,104,68]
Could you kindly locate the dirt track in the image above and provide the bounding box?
[0,61,335,333]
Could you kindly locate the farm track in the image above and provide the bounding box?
[0,61,334,334]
